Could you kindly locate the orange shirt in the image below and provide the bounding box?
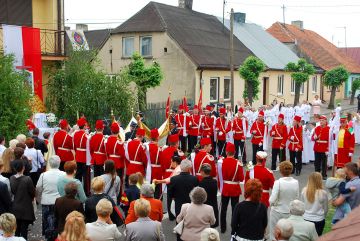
[124,197,163,224]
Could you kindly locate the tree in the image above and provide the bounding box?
[0,55,32,141]
[126,53,163,111]
[285,58,315,106]
[239,56,266,105]
[323,66,350,109]
[350,78,360,105]
[46,50,135,127]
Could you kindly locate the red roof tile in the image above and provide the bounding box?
[267,22,360,73]
[340,47,360,66]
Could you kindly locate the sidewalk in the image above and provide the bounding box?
[320,99,357,116]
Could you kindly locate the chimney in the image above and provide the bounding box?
[291,20,303,30]
[234,12,246,23]
[179,0,193,10]
[76,24,88,31]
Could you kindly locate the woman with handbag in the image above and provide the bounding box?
[176,187,215,241]
[269,161,299,241]
[24,137,45,185]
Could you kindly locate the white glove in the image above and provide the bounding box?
[325,152,329,156]
[252,130,257,134]
[314,134,318,140]
[295,148,299,152]
[259,142,263,146]
[290,136,294,141]
[349,153,353,157]
[219,131,223,136]
[271,131,275,136]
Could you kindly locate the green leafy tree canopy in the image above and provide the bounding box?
[350,78,360,105]
[323,65,350,109]
[0,55,32,141]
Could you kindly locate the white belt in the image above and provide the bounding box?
[316,140,328,143]
[129,160,143,165]
[94,152,106,155]
[203,128,211,131]
[165,168,173,172]
[263,190,270,193]
[290,141,299,144]
[109,154,120,158]
[191,126,199,129]
[224,180,240,185]
[76,148,86,151]
[254,136,263,138]
[151,164,161,167]
[235,131,243,134]
[273,137,283,140]
[58,147,71,151]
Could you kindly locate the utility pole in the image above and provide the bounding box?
[222,0,226,30]
[230,8,234,109]
[281,4,286,25]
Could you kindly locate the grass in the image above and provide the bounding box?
[323,204,335,234]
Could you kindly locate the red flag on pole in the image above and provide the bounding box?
[165,92,171,119]
[183,96,189,112]
[198,85,203,114]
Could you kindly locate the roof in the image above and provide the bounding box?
[318,205,360,241]
[267,22,360,73]
[111,1,254,69]
[340,47,360,66]
[221,19,299,70]
[84,29,111,50]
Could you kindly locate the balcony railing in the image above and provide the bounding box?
[0,27,66,57]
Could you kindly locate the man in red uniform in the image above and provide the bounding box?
[188,105,201,153]
[270,113,288,170]
[288,115,303,176]
[145,128,162,198]
[335,116,355,169]
[312,115,330,179]
[232,107,248,164]
[53,119,74,171]
[215,107,231,157]
[90,120,107,177]
[174,105,188,152]
[73,117,88,182]
[245,151,275,208]
[202,106,215,155]
[217,142,244,233]
[106,122,125,180]
[193,138,216,181]
[250,110,265,164]
[125,128,147,177]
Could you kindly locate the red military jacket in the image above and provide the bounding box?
[188,114,201,136]
[73,130,88,163]
[245,165,275,207]
[146,142,162,180]
[312,125,330,153]
[250,120,265,145]
[125,139,147,176]
[106,135,125,169]
[220,157,244,197]
[232,117,248,140]
[53,130,74,162]
[193,150,217,181]
[271,123,288,149]
[338,127,355,153]
[175,114,188,136]
[288,126,303,151]
[90,132,107,166]
[160,145,179,179]
[202,116,214,138]
[215,117,231,141]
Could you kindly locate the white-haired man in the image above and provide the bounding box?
[287,200,318,241]
[274,219,294,241]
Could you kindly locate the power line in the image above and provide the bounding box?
[227,1,360,8]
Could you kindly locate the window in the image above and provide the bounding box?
[312,75,318,93]
[210,78,219,102]
[224,78,231,100]
[291,78,296,93]
[277,75,284,95]
[122,37,134,57]
[140,36,152,57]
[300,83,305,94]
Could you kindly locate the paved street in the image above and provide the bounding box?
[28,134,360,241]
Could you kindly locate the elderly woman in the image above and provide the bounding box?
[200,228,220,241]
[0,213,26,241]
[287,200,318,241]
[274,219,294,241]
[231,179,268,241]
[84,176,122,226]
[24,137,45,185]
[9,139,19,150]
[125,183,163,224]
[57,161,87,203]
[126,198,165,241]
[177,187,216,241]
[269,161,299,241]
[86,199,122,241]
[56,211,90,241]
[36,155,65,241]
[301,172,328,236]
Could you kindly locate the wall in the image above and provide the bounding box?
[345,74,360,98]
[97,31,197,104]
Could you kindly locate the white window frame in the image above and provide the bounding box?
[300,83,305,94]
[210,77,219,102]
[223,77,231,101]
[140,36,152,57]
[122,37,134,58]
[277,74,284,95]
[312,75,318,93]
[291,78,296,94]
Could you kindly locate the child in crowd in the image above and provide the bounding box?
[325,168,355,224]
[121,173,140,216]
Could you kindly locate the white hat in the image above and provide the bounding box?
[256,151,268,160]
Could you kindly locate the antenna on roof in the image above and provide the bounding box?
[281,4,286,25]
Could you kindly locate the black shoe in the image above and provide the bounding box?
[169,213,176,221]
[295,170,301,176]
[221,227,226,233]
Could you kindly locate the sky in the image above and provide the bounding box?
[64,0,360,47]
